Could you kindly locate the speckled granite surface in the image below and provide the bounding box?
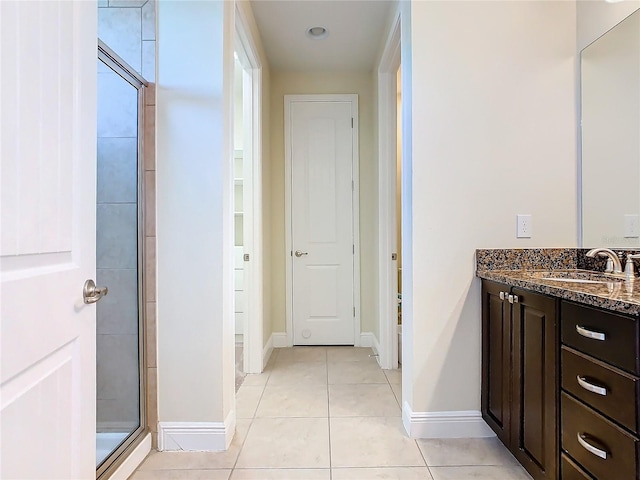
[476,248,640,316]
[476,248,579,271]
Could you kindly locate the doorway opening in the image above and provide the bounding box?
[233,53,247,388]
[377,11,402,370]
[234,5,265,376]
[96,42,148,477]
[396,65,403,368]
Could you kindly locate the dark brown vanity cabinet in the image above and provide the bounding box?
[481,281,512,446]
[560,301,640,480]
[482,280,558,480]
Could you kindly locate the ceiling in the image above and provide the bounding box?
[249,0,395,72]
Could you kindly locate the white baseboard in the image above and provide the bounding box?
[272,332,288,348]
[159,410,236,451]
[402,402,495,438]
[262,333,274,369]
[109,433,151,480]
[359,332,380,356]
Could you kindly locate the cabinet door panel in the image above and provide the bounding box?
[481,281,511,446]
[512,288,558,480]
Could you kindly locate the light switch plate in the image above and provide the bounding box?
[517,214,533,238]
[625,214,639,238]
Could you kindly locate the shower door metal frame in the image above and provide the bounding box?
[96,40,148,480]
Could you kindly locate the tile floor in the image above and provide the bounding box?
[130,347,532,480]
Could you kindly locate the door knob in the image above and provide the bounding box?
[295,250,308,257]
[83,279,108,304]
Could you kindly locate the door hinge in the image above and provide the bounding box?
[352,180,354,191]
[351,117,354,128]
[353,244,355,254]
[353,306,356,317]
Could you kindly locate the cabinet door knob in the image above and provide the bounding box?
[576,325,606,341]
[577,433,608,460]
[508,294,519,304]
[499,291,506,300]
[577,376,608,396]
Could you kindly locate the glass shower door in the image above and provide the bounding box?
[96,48,145,472]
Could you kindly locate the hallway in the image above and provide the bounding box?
[130,347,531,479]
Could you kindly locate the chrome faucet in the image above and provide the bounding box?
[586,248,623,276]
[624,253,640,280]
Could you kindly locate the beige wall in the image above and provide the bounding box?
[407,0,577,413]
[157,0,235,426]
[577,0,640,51]
[269,71,379,337]
[261,66,272,349]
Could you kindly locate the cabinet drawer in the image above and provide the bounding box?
[561,453,594,480]
[561,302,639,374]
[562,346,639,433]
[561,392,639,480]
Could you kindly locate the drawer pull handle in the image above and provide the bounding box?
[576,325,606,341]
[577,376,607,396]
[577,433,608,460]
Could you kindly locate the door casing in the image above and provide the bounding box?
[377,10,402,369]
[235,3,264,373]
[284,94,361,347]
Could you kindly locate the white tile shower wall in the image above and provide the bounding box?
[97,0,156,437]
[97,137,138,203]
[98,7,142,72]
[97,269,138,335]
[96,204,138,269]
[96,108,140,431]
[97,72,138,137]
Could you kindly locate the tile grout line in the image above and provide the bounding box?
[414,437,435,479]
[325,351,333,480]
[229,415,254,476]
[230,357,273,476]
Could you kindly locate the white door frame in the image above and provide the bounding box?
[234,5,263,374]
[284,94,361,347]
[377,11,401,369]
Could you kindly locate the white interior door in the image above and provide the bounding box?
[286,95,358,346]
[1,2,97,477]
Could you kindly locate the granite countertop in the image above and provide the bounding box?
[476,248,640,316]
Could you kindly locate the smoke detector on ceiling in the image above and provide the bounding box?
[306,26,329,40]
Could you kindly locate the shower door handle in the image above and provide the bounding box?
[83,279,109,304]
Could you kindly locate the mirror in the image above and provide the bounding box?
[581,9,640,247]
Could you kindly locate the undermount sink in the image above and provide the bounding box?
[525,270,625,284]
